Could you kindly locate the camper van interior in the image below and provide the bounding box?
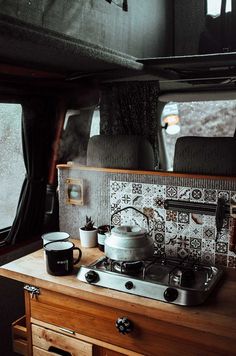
[0,1,236,355]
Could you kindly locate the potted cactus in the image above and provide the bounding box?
[79,216,97,248]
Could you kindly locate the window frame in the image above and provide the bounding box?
[0,98,24,246]
[158,92,236,172]
[206,0,232,16]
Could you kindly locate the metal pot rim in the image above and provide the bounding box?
[111,225,147,237]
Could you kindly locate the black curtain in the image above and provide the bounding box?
[100,81,160,167]
[6,97,56,245]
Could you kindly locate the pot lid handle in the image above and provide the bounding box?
[111,206,150,232]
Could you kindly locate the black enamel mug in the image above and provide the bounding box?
[44,241,82,276]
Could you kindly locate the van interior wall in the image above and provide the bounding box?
[0,0,173,58]
[0,277,24,356]
[174,0,206,55]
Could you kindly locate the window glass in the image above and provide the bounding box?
[207,0,231,16]
[0,104,25,229]
[162,100,236,171]
[90,108,100,137]
[58,107,99,165]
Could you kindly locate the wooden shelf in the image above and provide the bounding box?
[12,315,28,356]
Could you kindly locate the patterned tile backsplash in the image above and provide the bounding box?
[110,180,236,268]
[57,166,236,269]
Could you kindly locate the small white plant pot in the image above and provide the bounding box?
[79,227,97,248]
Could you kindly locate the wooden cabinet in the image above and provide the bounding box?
[32,324,93,355]
[24,288,142,356]
[2,247,236,356]
[31,323,127,356]
[12,315,28,355]
[23,287,236,356]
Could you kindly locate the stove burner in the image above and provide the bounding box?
[181,269,196,287]
[112,260,144,275]
[171,268,195,288]
[77,256,224,306]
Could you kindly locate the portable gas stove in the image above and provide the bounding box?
[77,256,224,306]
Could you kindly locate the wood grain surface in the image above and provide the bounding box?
[56,164,236,180]
[1,240,236,354]
[30,287,236,356]
[32,324,93,355]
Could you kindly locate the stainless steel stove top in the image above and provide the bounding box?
[77,256,224,306]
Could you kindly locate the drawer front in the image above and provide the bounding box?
[33,346,58,355]
[30,288,234,356]
[32,324,93,356]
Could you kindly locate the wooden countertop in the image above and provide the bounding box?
[0,240,236,341]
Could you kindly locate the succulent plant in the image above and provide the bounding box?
[83,216,95,231]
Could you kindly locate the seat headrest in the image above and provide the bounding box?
[173,136,236,176]
[87,135,155,170]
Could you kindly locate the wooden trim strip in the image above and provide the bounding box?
[56,164,236,180]
[24,290,33,356]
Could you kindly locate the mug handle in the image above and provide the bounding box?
[73,247,82,265]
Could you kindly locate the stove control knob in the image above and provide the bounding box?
[85,270,99,284]
[116,317,133,335]
[125,281,134,290]
[164,288,178,302]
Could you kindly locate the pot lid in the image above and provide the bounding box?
[111,225,147,237]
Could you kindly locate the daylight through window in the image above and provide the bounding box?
[162,100,236,171]
[207,0,231,16]
[0,104,25,230]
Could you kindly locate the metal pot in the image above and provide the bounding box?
[104,207,154,261]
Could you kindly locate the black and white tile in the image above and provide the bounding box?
[190,237,202,250]
[215,242,228,254]
[204,189,217,203]
[166,185,178,199]
[230,191,236,203]
[203,227,215,239]
[189,224,203,239]
[191,188,204,202]
[178,212,190,224]
[109,180,234,268]
[178,187,191,200]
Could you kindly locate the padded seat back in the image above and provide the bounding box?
[173,136,236,176]
[87,135,155,170]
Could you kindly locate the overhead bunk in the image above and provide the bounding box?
[0,0,176,83]
[0,13,143,82]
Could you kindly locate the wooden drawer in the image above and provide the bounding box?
[32,324,93,356]
[12,315,28,355]
[33,346,60,355]
[33,345,123,356]
[30,288,235,356]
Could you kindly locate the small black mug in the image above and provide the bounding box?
[44,241,82,276]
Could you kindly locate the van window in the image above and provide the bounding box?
[58,107,98,165]
[207,0,231,16]
[0,104,25,230]
[162,100,236,171]
[90,108,100,137]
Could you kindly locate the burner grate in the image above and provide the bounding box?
[77,256,224,306]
